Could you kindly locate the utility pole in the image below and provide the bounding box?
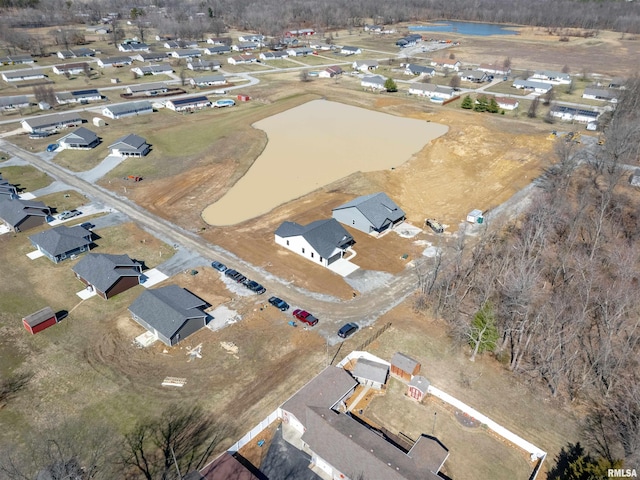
[432,412,437,435]
[170,445,182,479]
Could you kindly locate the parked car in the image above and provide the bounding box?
[268,296,290,311]
[244,280,266,294]
[58,210,81,221]
[338,322,359,339]
[79,222,94,230]
[224,269,246,283]
[292,309,319,326]
[211,261,227,272]
[46,143,58,152]
[425,218,444,234]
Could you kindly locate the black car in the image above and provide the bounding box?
[224,269,246,283]
[211,261,227,272]
[244,280,266,295]
[268,296,290,311]
[338,323,359,339]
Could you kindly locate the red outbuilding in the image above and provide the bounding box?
[23,306,57,334]
[407,375,430,403]
[236,94,251,102]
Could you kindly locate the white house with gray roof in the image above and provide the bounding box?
[189,74,226,87]
[353,60,379,72]
[131,64,174,76]
[582,87,619,103]
[512,79,553,93]
[275,218,354,267]
[408,83,456,99]
[73,253,142,299]
[1,69,46,82]
[109,134,150,157]
[102,101,153,119]
[124,83,168,96]
[0,95,30,111]
[404,64,435,77]
[21,113,83,133]
[332,192,405,235]
[58,127,100,150]
[361,74,386,90]
[29,225,92,263]
[128,285,210,346]
[96,56,133,68]
[530,70,571,85]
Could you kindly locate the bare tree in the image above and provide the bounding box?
[527,96,539,118]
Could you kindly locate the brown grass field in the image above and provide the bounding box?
[1,21,637,478]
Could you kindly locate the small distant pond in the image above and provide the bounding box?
[409,21,520,36]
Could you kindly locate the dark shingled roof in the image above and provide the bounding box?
[275,218,353,259]
[60,126,98,145]
[109,133,148,151]
[301,407,448,480]
[128,285,207,340]
[28,225,91,257]
[23,306,56,327]
[333,192,405,230]
[72,253,141,294]
[281,366,357,423]
[0,197,50,228]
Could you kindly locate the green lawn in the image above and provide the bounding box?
[0,165,52,192]
[36,190,88,214]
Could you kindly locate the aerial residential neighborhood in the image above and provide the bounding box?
[0,1,638,479]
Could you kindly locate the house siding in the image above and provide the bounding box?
[274,234,328,266]
[23,316,57,334]
[104,276,140,299]
[332,207,373,234]
[15,215,48,232]
[131,313,171,346]
[171,317,207,346]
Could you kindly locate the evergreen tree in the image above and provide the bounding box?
[384,77,397,92]
[461,95,473,109]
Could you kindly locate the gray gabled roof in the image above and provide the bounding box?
[104,101,152,116]
[109,133,148,150]
[72,253,141,293]
[127,83,167,93]
[406,64,435,74]
[29,225,91,257]
[22,112,83,131]
[0,197,49,227]
[275,218,353,258]
[191,74,225,84]
[0,95,29,109]
[391,352,420,373]
[333,192,405,230]
[60,126,98,145]
[128,285,207,339]
[361,74,385,86]
[281,366,357,422]
[408,375,430,393]
[352,358,389,385]
[301,407,447,480]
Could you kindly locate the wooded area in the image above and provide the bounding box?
[419,78,640,467]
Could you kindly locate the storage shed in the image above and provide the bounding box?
[352,358,389,390]
[407,375,430,402]
[390,352,421,382]
[466,209,484,224]
[23,306,57,334]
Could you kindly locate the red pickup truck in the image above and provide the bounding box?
[292,309,318,326]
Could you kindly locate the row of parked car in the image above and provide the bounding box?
[211,260,359,338]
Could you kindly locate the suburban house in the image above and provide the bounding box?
[238,34,265,43]
[259,51,289,61]
[408,83,456,100]
[21,113,83,133]
[169,49,202,59]
[281,365,449,480]
[390,352,421,381]
[72,253,142,300]
[430,58,462,71]
[0,175,18,198]
[286,47,314,57]
[132,52,169,62]
[29,225,93,263]
[166,95,212,112]
[1,69,46,82]
[128,285,210,346]
[495,96,519,110]
[102,101,153,119]
[118,42,150,52]
[55,89,102,105]
[352,358,390,390]
[189,75,226,87]
[108,134,150,157]
[285,28,315,36]
[530,70,571,85]
[332,192,406,235]
[477,63,510,76]
[188,58,221,70]
[582,87,619,102]
[0,54,35,65]
[207,37,233,45]
[52,62,89,75]
[275,218,354,267]
[395,34,422,47]
[97,56,133,68]
[608,77,626,89]
[131,64,174,76]
[203,45,231,55]
[407,376,430,402]
[459,70,488,83]
[0,198,51,232]
[56,48,95,59]
[86,25,110,35]
[192,452,261,480]
[404,64,436,77]
[341,45,362,55]
[360,74,386,90]
[0,95,30,112]
[227,54,257,65]
[550,105,600,123]
[232,41,259,51]
[125,83,168,96]
[353,60,379,72]
[512,79,553,93]
[58,127,100,150]
[22,306,58,335]
[319,66,343,78]
[164,40,199,49]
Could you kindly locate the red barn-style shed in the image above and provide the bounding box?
[23,306,57,334]
[407,375,430,402]
[390,352,421,382]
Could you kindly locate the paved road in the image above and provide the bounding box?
[0,139,420,343]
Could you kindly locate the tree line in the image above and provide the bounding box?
[417,77,640,467]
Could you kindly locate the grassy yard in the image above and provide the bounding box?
[0,165,52,192]
[36,190,88,214]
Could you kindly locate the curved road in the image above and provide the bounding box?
[0,140,420,340]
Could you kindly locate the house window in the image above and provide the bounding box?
[311,252,314,258]
[286,240,289,246]
[302,248,305,254]
[320,257,323,262]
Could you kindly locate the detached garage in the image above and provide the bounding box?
[23,306,57,334]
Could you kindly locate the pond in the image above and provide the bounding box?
[201,100,448,226]
[409,21,520,36]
